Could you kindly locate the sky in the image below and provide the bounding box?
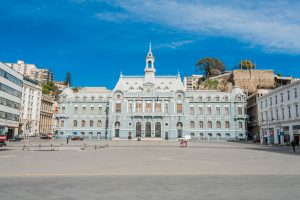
[0,0,300,89]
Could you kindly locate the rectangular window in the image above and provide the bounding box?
[136,102,142,113]
[83,96,86,102]
[82,106,86,114]
[276,109,279,120]
[115,103,121,113]
[271,111,273,121]
[238,107,242,115]
[90,106,94,115]
[146,102,152,113]
[216,107,220,115]
[164,101,169,113]
[207,107,211,115]
[296,104,299,117]
[190,106,194,115]
[225,107,229,115]
[282,108,285,119]
[270,97,272,106]
[275,95,278,104]
[199,107,203,115]
[91,96,94,101]
[155,102,161,113]
[177,103,183,113]
[294,88,298,98]
[287,91,290,101]
[265,99,267,108]
[281,93,283,102]
[62,106,65,113]
[74,107,78,114]
[288,106,291,118]
[129,102,133,113]
[98,106,102,114]
[261,101,263,109]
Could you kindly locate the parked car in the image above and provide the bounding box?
[40,133,53,139]
[71,136,84,141]
[9,135,24,142]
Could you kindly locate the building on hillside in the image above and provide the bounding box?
[56,45,248,140]
[39,95,54,135]
[246,89,269,140]
[19,77,42,136]
[258,80,300,145]
[37,68,54,84]
[5,60,53,84]
[0,62,23,138]
[183,75,203,90]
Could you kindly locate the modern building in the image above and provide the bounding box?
[37,68,54,84]
[0,62,23,138]
[56,46,248,140]
[246,89,269,140]
[258,80,300,144]
[5,60,39,81]
[183,75,203,90]
[39,94,54,135]
[5,60,53,84]
[19,77,42,136]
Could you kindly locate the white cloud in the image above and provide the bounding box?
[98,0,300,54]
[155,40,194,49]
[95,12,130,22]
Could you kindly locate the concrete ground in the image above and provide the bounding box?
[0,139,300,199]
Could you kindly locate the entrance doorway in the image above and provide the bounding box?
[176,122,183,138]
[114,121,120,138]
[155,122,161,137]
[145,122,151,137]
[136,122,141,137]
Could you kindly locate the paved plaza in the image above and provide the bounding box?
[0,139,300,199]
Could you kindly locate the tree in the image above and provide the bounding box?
[195,57,225,79]
[42,81,58,95]
[65,72,71,87]
[239,60,256,70]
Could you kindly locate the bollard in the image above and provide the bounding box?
[23,145,25,151]
[95,145,97,150]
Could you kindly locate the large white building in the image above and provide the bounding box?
[56,46,248,140]
[258,80,300,144]
[19,77,42,136]
[0,62,23,138]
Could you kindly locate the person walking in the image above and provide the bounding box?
[291,140,296,153]
[67,135,69,144]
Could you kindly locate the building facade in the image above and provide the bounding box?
[0,62,23,138]
[246,89,269,140]
[37,68,54,84]
[19,77,42,136]
[5,60,53,84]
[56,46,248,140]
[39,94,54,134]
[183,75,203,90]
[258,80,300,144]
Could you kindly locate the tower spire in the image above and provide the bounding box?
[149,42,152,53]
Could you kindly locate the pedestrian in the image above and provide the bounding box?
[67,135,69,144]
[291,140,296,153]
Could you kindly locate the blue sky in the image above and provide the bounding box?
[0,0,300,89]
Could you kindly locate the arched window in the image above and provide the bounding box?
[199,121,203,128]
[224,96,229,101]
[81,120,85,127]
[73,120,77,127]
[97,120,102,127]
[208,133,212,137]
[225,121,230,128]
[207,121,212,128]
[90,120,94,127]
[61,120,64,127]
[115,121,120,128]
[190,121,195,128]
[176,122,183,128]
[216,121,221,128]
[225,133,230,137]
[217,133,221,137]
